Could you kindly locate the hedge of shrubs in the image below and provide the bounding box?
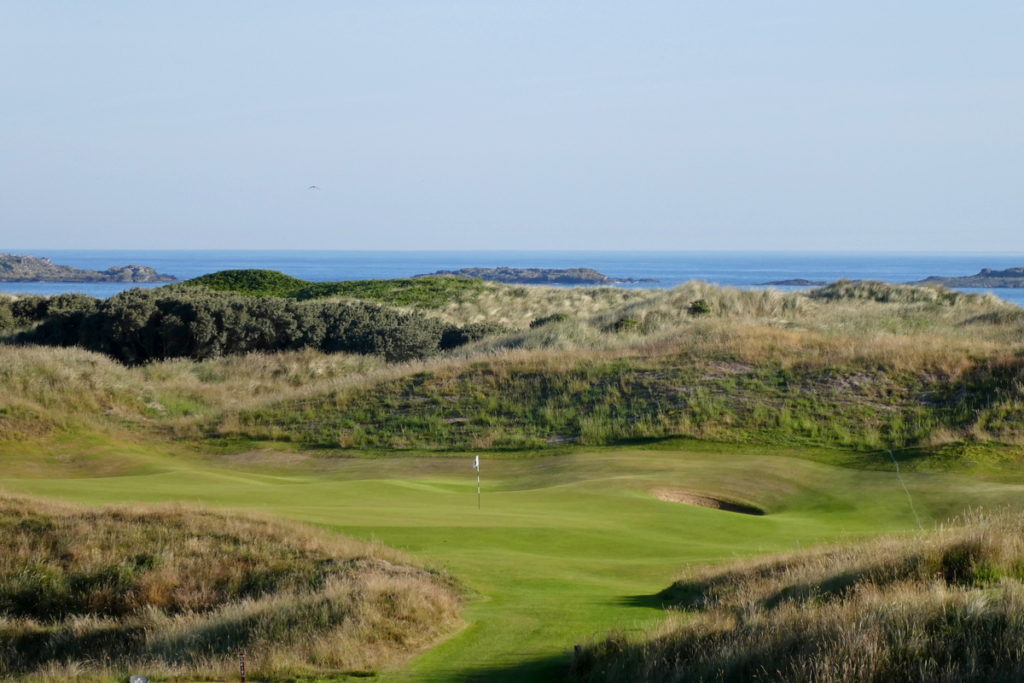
[9,288,505,364]
[0,293,98,334]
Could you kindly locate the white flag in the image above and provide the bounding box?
[473,455,479,471]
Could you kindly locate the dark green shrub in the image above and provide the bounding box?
[0,293,100,334]
[611,317,641,333]
[440,322,512,349]
[688,299,711,316]
[10,295,48,324]
[530,313,571,328]
[23,294,101,346]
[19,288,485,364]
[0,301,14,333]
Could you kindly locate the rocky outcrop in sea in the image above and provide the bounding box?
[0,253,178,283]
[414,267,657,285]
[915,267,1024,288]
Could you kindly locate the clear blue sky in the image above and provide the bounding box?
[1,2,1021,251]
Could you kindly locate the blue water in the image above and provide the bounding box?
[2,250,1024,307]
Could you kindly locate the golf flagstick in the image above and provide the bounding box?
[473,455,480,508]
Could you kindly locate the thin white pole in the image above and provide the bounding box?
[888,450,923,531]
[477,468,481,509]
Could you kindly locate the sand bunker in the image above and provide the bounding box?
[652,488,764,516]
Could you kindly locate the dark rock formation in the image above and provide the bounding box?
[0,253,178,283]
[915,267,1024,288]
[414,267,657,285]
[758,279,828,286]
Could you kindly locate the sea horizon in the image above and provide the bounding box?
[2,249,1023,306]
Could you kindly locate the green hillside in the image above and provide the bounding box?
[181,269,489,307]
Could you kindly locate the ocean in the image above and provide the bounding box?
[3,250,1023,307]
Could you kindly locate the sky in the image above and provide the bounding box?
[1,2,1021,252]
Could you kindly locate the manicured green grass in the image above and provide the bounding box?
[3,445,1022,681]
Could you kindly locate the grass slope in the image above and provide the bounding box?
[0,495,462,682]
[222,334,1024,458]
[180,270,488,307]
[6,278,1024,464]
[3,446,1023,681]
[229,356,941,451]
[574,510,1024,682]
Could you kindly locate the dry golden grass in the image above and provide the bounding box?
[0,345,386,438]
[0,494,463,681]
[574,510,1024,682]
[434,283,650,328]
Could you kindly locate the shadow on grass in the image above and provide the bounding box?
[420,652,570,683]
[612,593,671,610]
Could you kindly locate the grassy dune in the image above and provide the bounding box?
[0,495,462,682]
[4,280,1024,462]
[573,510,1024,682]
[213,282,1023,457]
[223,334,1024,455]
[1,278,1023,680]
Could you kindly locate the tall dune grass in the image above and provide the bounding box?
[2,280,1022,456]
[573,510,1024,682]
[0,494,462,681]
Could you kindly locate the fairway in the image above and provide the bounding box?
[3,446,1023,681]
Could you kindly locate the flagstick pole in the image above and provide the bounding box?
[477,469,481,509]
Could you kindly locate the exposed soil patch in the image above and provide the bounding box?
[651,488,765,516]
[700,361,756,380]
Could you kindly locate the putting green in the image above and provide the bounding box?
[3,447,1021,681]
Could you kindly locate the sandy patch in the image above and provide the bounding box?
[651,488,764,515]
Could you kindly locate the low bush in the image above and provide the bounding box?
[0,293,99,335]
[18,288,494,364]
[687,299,711,316]
[530,313,572,328]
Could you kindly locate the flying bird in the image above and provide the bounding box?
[308,185,320,190]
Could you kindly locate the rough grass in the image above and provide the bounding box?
[809,279,990,305]
[221,322,1024,456]
[0,344,384,441]
[2,279,1023,462]
[573,510,1024,683]
[228,350,936,451]
[0,494,462,682]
